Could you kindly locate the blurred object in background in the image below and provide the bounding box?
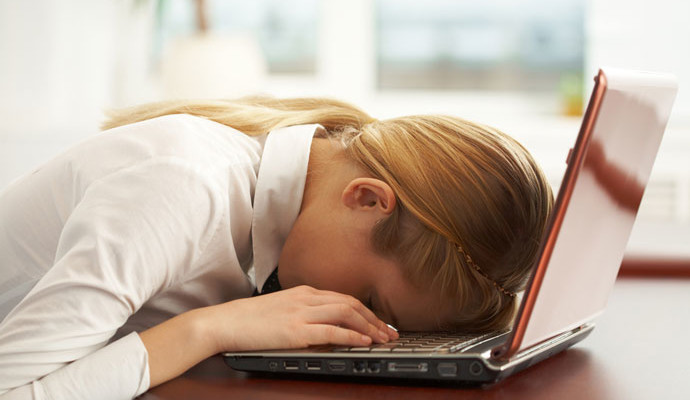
[559,73,584,116]
[160,32,266,99]
[155,0,318,99]
[159,0,267,99]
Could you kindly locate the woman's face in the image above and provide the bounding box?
[278,211,451,331]
[278,180,452,331]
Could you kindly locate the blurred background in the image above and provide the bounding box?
[1,0,689,259]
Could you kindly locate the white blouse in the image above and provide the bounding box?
[0,115,317,399]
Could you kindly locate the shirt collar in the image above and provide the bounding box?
[251,124,319,293]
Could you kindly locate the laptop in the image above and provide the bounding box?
[223,68,678,385]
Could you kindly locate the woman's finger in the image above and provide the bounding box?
[303,303,389,343]
[305,289,398,339]
[304,324,374,347]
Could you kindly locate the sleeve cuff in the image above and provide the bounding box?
[32,332,150,400]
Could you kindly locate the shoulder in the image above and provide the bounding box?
[52,115,263,190]
[105,114,265,162]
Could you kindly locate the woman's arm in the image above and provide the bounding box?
[141,285,398,387]
[0,160,225,398]
[0,155,398,397]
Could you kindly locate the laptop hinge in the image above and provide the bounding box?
[490,324,590,362]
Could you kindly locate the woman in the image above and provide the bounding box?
[0,97,552,398]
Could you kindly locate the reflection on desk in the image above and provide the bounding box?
[143,278,690,400]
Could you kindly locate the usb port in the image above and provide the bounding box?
[305,361,321,371]
[283,360,299,370]
[437,362,458,377]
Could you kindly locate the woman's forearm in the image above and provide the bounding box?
[139,307,219,388]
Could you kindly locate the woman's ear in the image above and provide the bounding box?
[342,178,396,216]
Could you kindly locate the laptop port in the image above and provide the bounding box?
[327,360,346,372]
[305,361,321,371]
[387,362,429,373]
[469,361,483,376]
[353,360,366,373]
[283,360,299,371]
[437,362,458,377]
[367,361,381,373]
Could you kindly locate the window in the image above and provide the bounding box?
[376,0,584,92]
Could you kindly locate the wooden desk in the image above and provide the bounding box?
[142,278,690,400]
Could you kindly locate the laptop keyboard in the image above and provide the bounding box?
[332,332,495,354]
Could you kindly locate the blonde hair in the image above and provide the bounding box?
[102,97,553,333]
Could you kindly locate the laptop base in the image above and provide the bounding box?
[224,324,593,385]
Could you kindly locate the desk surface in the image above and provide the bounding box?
[142,278,690,400]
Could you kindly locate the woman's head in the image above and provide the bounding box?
[103,97,553,333]
[342,115,553,332]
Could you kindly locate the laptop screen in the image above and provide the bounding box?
[499,68,678,358]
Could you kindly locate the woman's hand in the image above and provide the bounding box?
[141,285,399,388]
[201,285,399,353]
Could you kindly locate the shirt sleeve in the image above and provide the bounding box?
[0,158,224,399]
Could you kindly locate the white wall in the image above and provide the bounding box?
[0,0,154,187]
[1,1,121,131]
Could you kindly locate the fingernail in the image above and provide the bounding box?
[361,335,372,344]
[387,325,399,339]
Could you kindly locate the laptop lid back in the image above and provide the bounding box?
[494,68,678,359]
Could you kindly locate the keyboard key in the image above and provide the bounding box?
[373,343,397,349]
